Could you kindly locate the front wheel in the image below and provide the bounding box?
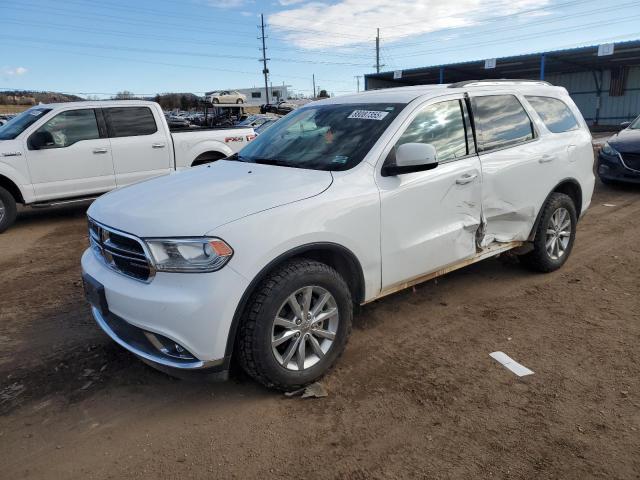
[212,98,219,104]
[236,98,243,104]
[520,192,577,272]
[0,186,18,233]
[237,259,352,391]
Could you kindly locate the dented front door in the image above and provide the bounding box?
[377,97,482,290]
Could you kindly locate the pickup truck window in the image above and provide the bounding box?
[231,103,405,171]
[105,107,157,137]
[0,107,52,140]
[33,109,100,148]
[393,100,472,162]
[472,95,535,153]
[525,96,579,133]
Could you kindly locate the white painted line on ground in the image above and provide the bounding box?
[490,351,534,377]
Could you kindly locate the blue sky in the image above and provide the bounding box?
[2,0,640,98]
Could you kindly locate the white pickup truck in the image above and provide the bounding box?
[0,100,255,232]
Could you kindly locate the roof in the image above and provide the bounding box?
[312,81,566,105]
[32,100,158,109]
[365,39,640,87]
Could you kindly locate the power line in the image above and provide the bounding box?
[384,0,640,48]
[392,14,640,59]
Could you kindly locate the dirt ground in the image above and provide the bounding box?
[1,181,639,479]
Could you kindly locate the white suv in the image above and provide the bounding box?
[81,80,595,390]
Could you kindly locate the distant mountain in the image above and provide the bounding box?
[0,90,84,106]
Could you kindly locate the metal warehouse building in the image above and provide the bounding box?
[365,40,640,126]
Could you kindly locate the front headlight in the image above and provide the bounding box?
[602,142,619,156]
[145,238,233,273]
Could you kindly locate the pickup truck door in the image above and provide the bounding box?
[377,96,482,290]
[24,108,115,200]
[469,93,556,244]
[103,106,173,188]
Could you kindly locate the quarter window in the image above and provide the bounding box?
[525,96,579,133]
[105,107,157,137]
[33,109,100,148]
[393,99,472,162]
[472,95,535,152]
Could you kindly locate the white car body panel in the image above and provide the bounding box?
[81,82,596,367]
[0,100,254,204]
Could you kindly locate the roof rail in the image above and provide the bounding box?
[448,79,553,88]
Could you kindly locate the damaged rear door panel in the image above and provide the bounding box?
[470,93,557,244]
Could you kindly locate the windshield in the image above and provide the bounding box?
[630,116,640,129]
[230,103,405,171]
[0,107,52,140]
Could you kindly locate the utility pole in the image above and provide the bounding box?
[259,14,270,104]
[375,28,380,73]
[354,75,362,92]
[312,73,316,99]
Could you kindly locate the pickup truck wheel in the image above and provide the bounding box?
[0,186,17,234]
[237,259,352,391]
[236,99,243,104]
[520,192,577,272]
[212,98,219,104]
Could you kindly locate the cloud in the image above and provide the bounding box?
[203,0,250,8]
[268,0,550,50]
[2,66,28,77]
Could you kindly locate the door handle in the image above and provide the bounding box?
[455,173,478,185]
[152,143,166,149]
[539,154,555,163]
[92,148,109,154]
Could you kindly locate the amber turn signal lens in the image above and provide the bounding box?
[209,240,233,257]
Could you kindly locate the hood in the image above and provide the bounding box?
[88,160,333,237]
[608,128,640,153]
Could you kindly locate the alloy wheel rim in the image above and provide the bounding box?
[271,286,339,371]
[545,207,571,260]
[0,198,5,223]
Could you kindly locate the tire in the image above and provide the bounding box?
[237,259,353,391]
[236,99,243,104]
[0,186,18,234]
[212,98,219,104]
[520,192,577,273]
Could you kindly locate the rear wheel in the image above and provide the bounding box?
[0,186,17,233]
[237,259,352,391]
[520,192,577,272]
[191,152,226,167]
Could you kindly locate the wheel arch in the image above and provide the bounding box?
[224,242,365,361]
[528,178,582,241]
[0,174,25,204]
[191,150,228,167]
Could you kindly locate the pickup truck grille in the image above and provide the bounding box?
[621,152,640,171]
[88,218,153,282]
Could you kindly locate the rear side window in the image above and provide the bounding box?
[394,99,473,162]
[525,96,579,133]
[472,95,534,152]
[105,107,157,137]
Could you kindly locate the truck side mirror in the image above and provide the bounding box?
[382,143,439,176]
[28,131,55,150]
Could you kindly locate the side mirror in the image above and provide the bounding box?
[382,143,438,176]
[28,130,54,150]
[620,121,631,129]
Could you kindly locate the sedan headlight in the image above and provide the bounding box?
[145,238,233,273]
[601,142,619,156]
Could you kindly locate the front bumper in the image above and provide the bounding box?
[598,152,640,184]
[81,248,250,369]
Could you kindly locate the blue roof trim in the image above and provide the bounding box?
[367,39,640,78]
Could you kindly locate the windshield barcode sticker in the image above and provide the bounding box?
[348,110,389,121]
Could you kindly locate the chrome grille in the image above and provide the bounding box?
[88,218,153,282]
[620,152,640,172]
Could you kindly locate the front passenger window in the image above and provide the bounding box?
[33,109,100,148]
[393,100,471,163]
